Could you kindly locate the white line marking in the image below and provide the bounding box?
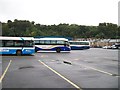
[0,60,12,83]
[77,63,117,76]
[38,60,82,90]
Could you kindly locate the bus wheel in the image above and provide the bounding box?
[56,48,61,53]
[16,50,22,56]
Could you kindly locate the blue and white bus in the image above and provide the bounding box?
[69,40,90,50]
[0,36,35,55]
[34,38,71,53]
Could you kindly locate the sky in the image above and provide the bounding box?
[0,0,119,26]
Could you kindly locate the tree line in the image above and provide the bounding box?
[2,19,120,39]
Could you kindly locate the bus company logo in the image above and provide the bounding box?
[0,49,9,52]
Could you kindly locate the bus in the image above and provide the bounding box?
[34,38,71,53]
[0,36,35,55]
[69,40,90,50]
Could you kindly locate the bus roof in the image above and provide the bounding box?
[0,36,34,40]
[69,40,90,42]
[34,38,68,41]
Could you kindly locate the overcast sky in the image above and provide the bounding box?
[0,0,119,26]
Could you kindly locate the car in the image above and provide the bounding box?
[111,44,120,49]
[102,46,112,49]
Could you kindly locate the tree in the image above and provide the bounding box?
[1,20,119,39]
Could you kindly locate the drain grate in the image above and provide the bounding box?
[19,66,34,69]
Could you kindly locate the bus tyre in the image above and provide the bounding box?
[56,48,61,53]
[16,50,22,56]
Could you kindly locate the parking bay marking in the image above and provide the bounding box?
[76,63,119,77]
[0,60,12,83]
[40,59,119,77]
[61,60,119,77]
[38,60,82,90]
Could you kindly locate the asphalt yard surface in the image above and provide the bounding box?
[1,48,119,89]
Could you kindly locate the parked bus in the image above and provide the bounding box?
[69,40,90,50]
[0,36,35,55]
[34,38,71,53]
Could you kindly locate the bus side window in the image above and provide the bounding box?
[5,40,14,47]
[45,40,50,44]
[0,40,3,47]
[30,40,34,46]
[34,40,39,45]
[57,40,64,44]
[24,40,33,47]
[24,41,30,46]
[40,40,44,45]
[14,40,23,47]
[51,40,56,44]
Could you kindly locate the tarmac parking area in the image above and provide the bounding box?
[1,48,119,90]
